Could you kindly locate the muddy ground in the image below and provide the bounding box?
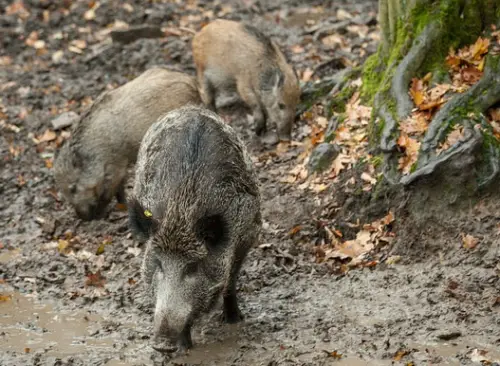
[1,0,499,365]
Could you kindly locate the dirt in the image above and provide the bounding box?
[1,0,499,365]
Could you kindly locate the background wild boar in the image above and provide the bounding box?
[128,105,262,352]
[192,19,300,142]
[53,67,202,220]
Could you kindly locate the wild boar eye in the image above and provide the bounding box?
[278,103,286,110]
[155,259,164,272]
[184,262,199,277]
[69,184,77,194]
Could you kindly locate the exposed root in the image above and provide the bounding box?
[421,57,500,157]
[376,100,398,152]
[400,123,483,185]
[391,22,441,119]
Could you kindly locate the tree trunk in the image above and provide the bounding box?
[363,0,500,190]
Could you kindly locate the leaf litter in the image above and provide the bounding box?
[396,35,493,173]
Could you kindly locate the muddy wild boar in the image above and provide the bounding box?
[53,67,202,220]
[192,19,300,141]
[128,105,261,352]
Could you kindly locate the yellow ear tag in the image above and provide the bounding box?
[144,210,153,218]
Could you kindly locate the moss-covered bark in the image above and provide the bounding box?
[362,0,500,189]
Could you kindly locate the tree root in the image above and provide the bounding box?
[400,123,483,185]
[391,22,441,119]
[377,53,500,187]
[422,56,500,157]
[373,22,441,154]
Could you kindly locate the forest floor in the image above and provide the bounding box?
[1,0,499,365]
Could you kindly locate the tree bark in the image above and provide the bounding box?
[363,0,500,190]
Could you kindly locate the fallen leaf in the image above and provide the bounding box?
[462,233,479,249]
[399,115,428,136]
[301,68,313,82]
[470,37,490,60]
[469,349,490,363]
[360,172,376,185]
[394,350,410,361]
[436,125,464,154]
[58,239,69,254]
[289,225,301,236]
[70,39,87,50]
[397,132,421,174]
[324,350,343,359]
[0,294,12,302]
[290,44,304,54]
[85,270,105,287]
[409,78,425,106]
[37,129,57,143]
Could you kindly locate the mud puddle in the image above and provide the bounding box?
[0,293,135,359]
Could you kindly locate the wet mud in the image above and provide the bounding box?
[1,0,499,365]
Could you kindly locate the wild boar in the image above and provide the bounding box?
[53,67,202,220]
[128,105,261,351]
[192,19,300,142]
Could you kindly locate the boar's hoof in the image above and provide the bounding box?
[152,334,193,354]
[152,341,178,354]
[222,295,244,324]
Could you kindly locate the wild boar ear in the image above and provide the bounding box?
[127,197,160,241]
[194,214,228,249]
[261,68,284,92]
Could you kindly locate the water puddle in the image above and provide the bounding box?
[0,292,113,357]
[0,248,21,264]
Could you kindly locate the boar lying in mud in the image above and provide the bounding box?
[128,105,262,352]
[192,19,300,142]
[53,67,202,220]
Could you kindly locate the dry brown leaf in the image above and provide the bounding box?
[397,133,421,174]
[419,98,446,111]
[324,350,343,359]
[290,44,305,54]
[409,78,425,106]
[330,153,350,177]
[37,129,57,143]
[0,294,12,302]
[470,37,490,60]
[437,125,464,154]
[85,270,105,287]
[427,84,451,101]
[301,68,313,82]
[462,234,479,249]
[460,66,483,84]
[71,39,87,50]
[399,115,428,136]
[394,350,410,361]
[360,172,376,185]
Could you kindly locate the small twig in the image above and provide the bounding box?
[177,26,196,35]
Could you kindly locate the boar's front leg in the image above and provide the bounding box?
[237,81,266,136]
[115,180,126,204]
[222,249,248,323]
[200,71,217,111]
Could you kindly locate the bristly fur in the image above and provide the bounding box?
[53,67,202,220]
[132,105,262,348]
[242,23,275,57]
[192,19,300,141]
